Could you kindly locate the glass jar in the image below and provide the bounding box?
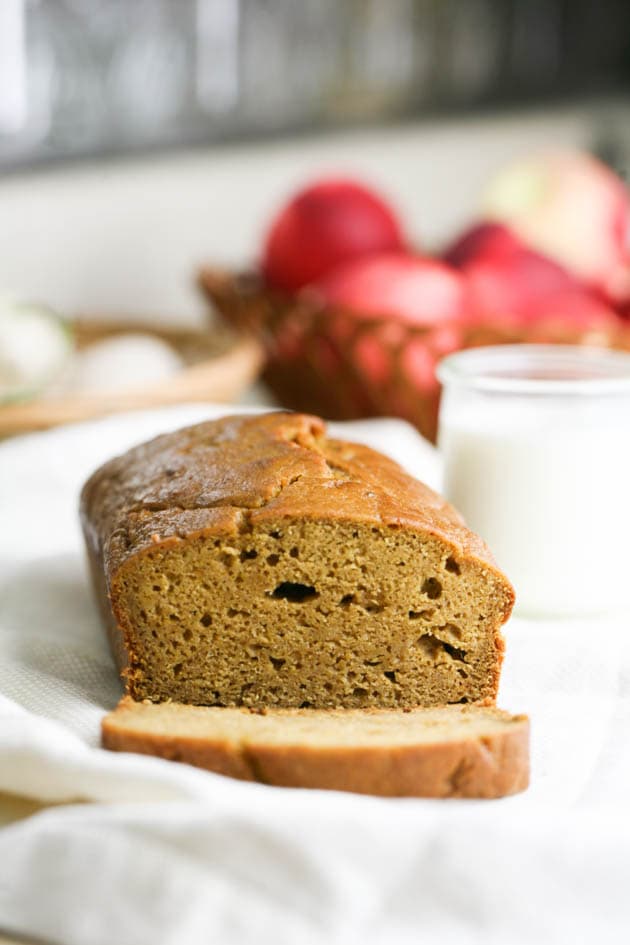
[437,345,630,618]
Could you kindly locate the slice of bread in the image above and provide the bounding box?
[102,698,529,799]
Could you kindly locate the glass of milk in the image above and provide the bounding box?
[437,345,630,618]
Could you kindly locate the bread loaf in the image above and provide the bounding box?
[102,698,529,798]
[81,412,514,709]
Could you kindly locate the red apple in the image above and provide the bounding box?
[261,178,405,293]
[483,153,630,302]
[305,253,467,436]
[312,253,470,326]
[445,221,525,267]
[446,222,577,320]
[446,221,619,329]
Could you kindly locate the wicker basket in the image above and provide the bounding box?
[199,267,630,443]
[0,318,263,438]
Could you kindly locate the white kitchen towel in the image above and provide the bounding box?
[0,404,629,945]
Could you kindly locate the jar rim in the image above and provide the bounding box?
[436,345,630,396]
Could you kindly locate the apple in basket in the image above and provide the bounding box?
[308,253,468,401]
[445,221,620,330]
[258,178,472,421]
[262,178,406,293]
[260,178,468,413]
[199,159,630,443]
[482,152,630,312]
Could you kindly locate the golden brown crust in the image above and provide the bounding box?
[80,412,506,571]
[102,698,529,799]
[103,717,255,782]
[252,736,529,798]
[80,411,513,623]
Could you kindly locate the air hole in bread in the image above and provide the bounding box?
[289,547,300,558]
[442,642,467,662]
[408,609,434,620]
[270,582,318,602]
[422,577,442,599]
[240,549,258,562]
[270,656,285,671]
[445,557,461,574]
[199,613,212,628]
[364,601,384,614]
[384,671,396,683]
[416,633,467,663]
[266,554,280,566]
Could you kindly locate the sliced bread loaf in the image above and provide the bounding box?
[102,698,529,798]
[81,412,514,709]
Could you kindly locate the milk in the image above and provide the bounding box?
[437,346,630,617]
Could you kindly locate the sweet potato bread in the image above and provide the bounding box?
[81,411,514,708]
[102,698,529,798]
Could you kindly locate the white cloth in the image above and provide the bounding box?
[0,404,629,945]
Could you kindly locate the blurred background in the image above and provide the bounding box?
[1,0,629,316]
[1,0,629,435]
[2,0,630,170]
